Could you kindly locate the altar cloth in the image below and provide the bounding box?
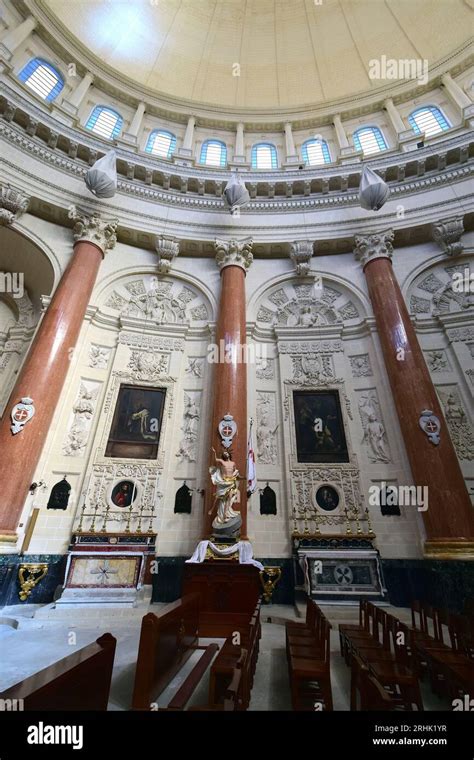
[186,540,264,570]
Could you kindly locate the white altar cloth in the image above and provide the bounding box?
[186,540,264,570]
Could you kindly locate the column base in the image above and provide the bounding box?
[424,538,474,560]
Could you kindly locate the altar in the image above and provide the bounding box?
[293,534,387,603]
[56,531,156,607]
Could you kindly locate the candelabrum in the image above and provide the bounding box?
[74,500,157,535]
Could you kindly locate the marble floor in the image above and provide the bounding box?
[0,602,451,711]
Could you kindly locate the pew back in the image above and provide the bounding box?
[132,593,200,710]
[0,633,116,711]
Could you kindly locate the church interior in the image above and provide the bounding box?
[0,0,473,737]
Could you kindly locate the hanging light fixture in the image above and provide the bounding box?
[85,149,117,198]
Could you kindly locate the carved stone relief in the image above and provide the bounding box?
[185,357,204,378]
[425,349,451,373]
[256,356,275,380]
[89,344,111,369]
[176,391,201,463]
[63,380,101,457]
[409,263,474,316]
[357,389,392,464]
[256,392,278,465]
[127,350,169,381]
[437,386,474,461]
[104,277,209,324]
[257,281,359,327]
[349,354,373,378]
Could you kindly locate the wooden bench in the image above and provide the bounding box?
[0,633,116,710]
[132,593,200,710]
[208,600,261,709]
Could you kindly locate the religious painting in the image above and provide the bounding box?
[315,485,339,511]
[105,384,165,459]
[293,390,349,463]
[111,480,138,508]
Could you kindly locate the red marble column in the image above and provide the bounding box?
[0,214,117,541]
[355,230,474,558]
[203,238,253,541]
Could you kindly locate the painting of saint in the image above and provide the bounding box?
[106,384,166,459]
[293,390,349,463]
[111,480,137,508]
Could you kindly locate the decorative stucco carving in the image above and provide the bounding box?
[70,211,118,255]
[410,264,474,317]
[437,387,474,461]
[431,216,464,257]
[185,357,204,378]
[350,354,373,377]
[425,349,450,373]
[127,350,169,381]
[257,282,359,327]
[256,357,275,380]
[63,381,100,457]
[176,391,201,463]
[358,390,392,464]
[0,184,30,226]
[89,344,111,369]
[353,229,394,268]
[104,277,208,324]
[256,392,278,465]
[289,240,313,276]
[155,234,180,274]
[215,237,253,272]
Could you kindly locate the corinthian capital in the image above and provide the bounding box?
[69,210,118,255]
[289,240,313,276]
[354,229,394,268]
[214,237,253,272]
[155,234,180,273]
[0,185,30,226]
[431,216,464,257]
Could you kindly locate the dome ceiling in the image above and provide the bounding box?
[43,0,473,109]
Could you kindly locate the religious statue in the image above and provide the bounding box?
[208,448,242,538]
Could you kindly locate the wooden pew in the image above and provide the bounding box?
[158,643,219,711]
[0,633,116,710]
[132,593,200,710]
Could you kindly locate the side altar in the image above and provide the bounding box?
[56,531,156,607]
[293,529,387,603]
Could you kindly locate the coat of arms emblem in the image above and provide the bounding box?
[418,409,441,445]
[11,396,35,435]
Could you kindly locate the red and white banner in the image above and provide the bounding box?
[247,418,256,495]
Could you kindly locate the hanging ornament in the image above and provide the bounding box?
[358,165,389,211]
[222,174,250,215]
[85,149,117,198]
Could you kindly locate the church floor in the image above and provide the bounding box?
[0,603,451,711]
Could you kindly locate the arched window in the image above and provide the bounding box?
[18,58,64,102]
[408,106,450,137]
[85,106,123,140]
[200,139,227,167]
[301,138,331,166]
[353,126,387,156]
[145,129,177,158]
[251,143,278,169]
